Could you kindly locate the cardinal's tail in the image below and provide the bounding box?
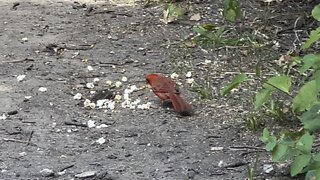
[168,93,192,116]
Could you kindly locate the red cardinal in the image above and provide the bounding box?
[146,73,192,116]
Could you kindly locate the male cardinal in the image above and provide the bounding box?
[146,73,192,116]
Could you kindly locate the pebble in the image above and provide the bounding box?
[75,171,96,178]
[40,168,54,177]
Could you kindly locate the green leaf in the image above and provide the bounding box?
[225,9,236,22]
[314,152,320,161]
[193,26,207,35]
[255,63,261,77]
[299,54,320,74]
[254,89,272,110]
[305,169,320,180]
[312,4,320,21]
[263,75,291,93]
[290,154,312,176]
[300,103,320,132]
[266,136,277,151]
[220,73,247,96]
[223,0,242,22]
[296,132,313,153]
[315,70,320,92]
[293,80,318,112]
[272,144,288,162]
[260,128,270,142]
[301,27,320,50]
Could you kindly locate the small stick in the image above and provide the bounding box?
[229,146,265,150]
[59,164,75,172]
[1,58,35,64]
[64,121,87,127]
[27,131,34,145]
[3,138,36,146]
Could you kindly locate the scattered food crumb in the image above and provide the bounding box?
[170,73,179,79]
[121,76,128,82]
[38,87,47,92]
[96,124,108,129]
[84,99,95,109]
[106,80,112,86]
[73,93,82,100]
[93,78,100,83]
[114,94,122,101]
[86,83,94,89]
[21,37,28,42]
[17,75,26,82]
[186,78,194,84]
[24,96,32,99]
[204,60,212,64]
[210,147,224,151]
[0,114,7,120]
[96,137,106,144]
[87,120,96,128]
[19,152,27,156]
[87,66,94,71]
[186,71,192,78]
[115,81,122,88]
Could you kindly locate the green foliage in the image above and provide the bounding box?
[192,25,239,47]
[301,4,320,49]
[292,80,318,112]
[162,3,185,24]
[312,4,320,21]
[223,0,242,22]
[189,81,213,100]
[261,129,317,177]
[221,3,320,179]
[166,3,185,19]
[220,73,247,96]
[300,104,320,132]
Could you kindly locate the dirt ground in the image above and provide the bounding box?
[0,0,316,179]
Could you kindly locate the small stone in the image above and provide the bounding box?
[87,66,94,71]
[218,160,225,167]
[7,110,18,115]
[263,164,274,174]
[38,87,47,92]
[17,75,26,82]
[19,152,27,156]
[75,171,96,178]
[210,147,224,151]
[40,168,54,177]
[187,169,196,178]
[21,37,28,42]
